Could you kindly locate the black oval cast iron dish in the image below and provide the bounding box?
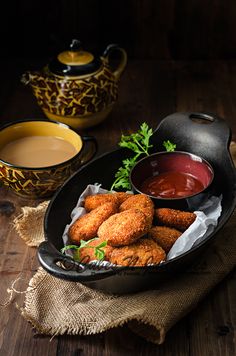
[38,112,236,294]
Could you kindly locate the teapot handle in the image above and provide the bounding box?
[103,44,127,80]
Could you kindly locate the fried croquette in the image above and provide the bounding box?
[155,208,196,232]
[79,238,114,263]
[97,208,150,246]
[110,238,166,266]
[84,193,119,212]
[113,191,132,204]
[69,202,118,244]
[148,226,182,252]
[119,194,154,226]
[84,192,132,212]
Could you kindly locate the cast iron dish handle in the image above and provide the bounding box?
[38,241,123,282]
[153,111,232,156]
[186,111,232,150]
[80,135,97,165]
[187,112,231,146]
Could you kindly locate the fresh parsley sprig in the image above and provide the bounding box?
[61,238,107,262]
[110,122,153,191]
[119,122,153,156]
[163,140,176,152]
[110,122,176,191]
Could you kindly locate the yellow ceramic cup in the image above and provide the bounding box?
[0,119,97,198]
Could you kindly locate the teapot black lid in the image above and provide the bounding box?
[48,39,102,76]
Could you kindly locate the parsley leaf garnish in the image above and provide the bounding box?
[110,122,176,191]
[163,140,176,152]
[119,122,153,156]
[61,238,107,262]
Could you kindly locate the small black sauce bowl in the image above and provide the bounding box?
[130,151,214,211]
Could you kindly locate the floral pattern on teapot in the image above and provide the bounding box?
[22,41,127,129]
[29,63,118,118]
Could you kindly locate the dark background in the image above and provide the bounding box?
[2,0,236,61]
[1,3,236,355]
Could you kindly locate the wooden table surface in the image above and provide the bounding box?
[0,59,236,356]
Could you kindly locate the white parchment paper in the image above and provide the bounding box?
[63,184,222,262]
[167,195,222,260]
[62,184,109,245]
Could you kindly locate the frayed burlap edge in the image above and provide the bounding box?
[18,267,165,342]
[13,201,49,247]
[17,264,233,345]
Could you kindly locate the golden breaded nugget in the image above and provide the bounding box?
[79,238,114,263]
[119,194,154,226]
[140,207,154,228]
[119,193,154,212]
[113,191,132,204]
[69,202,118,244]
[148,226,182,252]
[97,209,149,246]
[155,208,196,232]
[84,193,119,212]
[110,238,166,266]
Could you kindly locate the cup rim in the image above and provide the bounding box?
[130,150,215,201]
[0,118,84,170]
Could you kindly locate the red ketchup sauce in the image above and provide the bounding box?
[140,171,204,198]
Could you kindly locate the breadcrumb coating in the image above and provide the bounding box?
[97,208,150,246]
[148,226,182,252]
[110,238,166,266]
[119,194,154,226]
[69,202,118,243]
[155,208,196,232]
[113,192,132,204]
[84,194,119,212]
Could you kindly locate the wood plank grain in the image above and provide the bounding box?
[0,186,57,356]
[2,0,236,59]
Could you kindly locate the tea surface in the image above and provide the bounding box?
[0,136,78,167]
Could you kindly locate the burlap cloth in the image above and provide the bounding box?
[9,142,236,344]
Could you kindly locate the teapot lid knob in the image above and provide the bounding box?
[70,39,82,51]
[48,39,101,76]
[57,40,94,66]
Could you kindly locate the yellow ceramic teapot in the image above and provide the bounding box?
[22,39,127,129]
